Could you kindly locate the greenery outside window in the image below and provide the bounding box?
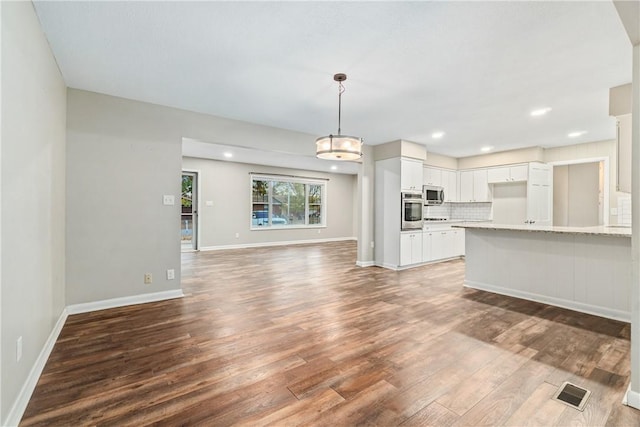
[251,175,326,229]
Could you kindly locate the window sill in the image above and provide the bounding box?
[250,225,327,231]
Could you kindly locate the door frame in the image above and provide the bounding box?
[548,156,610,226]
[182,169,201,251]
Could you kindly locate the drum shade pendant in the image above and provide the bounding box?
[316,73,363,161]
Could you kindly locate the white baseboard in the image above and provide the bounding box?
[5,289,185,426]
[624,385,640,409]
[66,289,184,315]
[355,260,375,267]
[4,308,69,427]
[200,237,356,251]
[464,280,630,323]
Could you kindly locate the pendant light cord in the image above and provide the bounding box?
[337,82,345,136]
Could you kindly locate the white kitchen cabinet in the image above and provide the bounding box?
[442,170,458,202]
[400,232,423,266]
[473,170,490,202]
[460,169,490,202]
[526,162,552,225]
[487,164,528,183]
[430,230,445,260]
[423,167,442,187]
[452,228,465,256]
[422,231,432,262]
[459,171,474,202]
[401,158,423,192]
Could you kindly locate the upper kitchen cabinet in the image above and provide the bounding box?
[487,164,528,183]
[401,158,424,192]
[442,169,458,202]
[423,167,442,187]
[459,169,490,202]
[609,83,631,193]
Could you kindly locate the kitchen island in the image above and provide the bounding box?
[455,223,632,322]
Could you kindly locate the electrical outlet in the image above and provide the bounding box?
[163,195,175,205]
[370,241,375,249]
[144,273,153,284]
[235,233,239,238]
[17,336,22,362]
[167,269,175,280]
[317,229,321,234]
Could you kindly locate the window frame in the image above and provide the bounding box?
[250,174,327,230]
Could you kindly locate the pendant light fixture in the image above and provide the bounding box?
[316,73,363,161]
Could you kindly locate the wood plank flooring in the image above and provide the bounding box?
[20,241,640,426]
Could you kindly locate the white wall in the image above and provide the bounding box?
[181,157,356,248]
[1,1,67,422]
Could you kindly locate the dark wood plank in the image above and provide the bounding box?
[19,241,640,426]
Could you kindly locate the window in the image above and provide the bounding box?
[251,175,326,229]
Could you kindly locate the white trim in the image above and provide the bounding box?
[4,308,69,427]
[66,289,184,315]
[547,156,610,226]
[200,237,356,251]
[464,280,630,323]
[355,260,375,267]
[624,385,640,409]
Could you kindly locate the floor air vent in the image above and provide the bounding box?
[553,381,591,411]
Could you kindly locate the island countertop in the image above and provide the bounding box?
[453,222,631,237]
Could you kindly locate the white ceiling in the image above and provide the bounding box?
[34,1,632,162]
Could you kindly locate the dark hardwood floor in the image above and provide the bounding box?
[21,241,640,426]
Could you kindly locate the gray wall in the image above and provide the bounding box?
[1,1,67,421]
[66,88,347,305]
[181,157,356,248]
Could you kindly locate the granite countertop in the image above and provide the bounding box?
[453,222,632,237]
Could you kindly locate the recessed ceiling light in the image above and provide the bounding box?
[480,146,494,152]
[431,131,445,139]
[568,131,587,138]
[223,152,233,158]
[530,107,552,116]
[330,165,338,170]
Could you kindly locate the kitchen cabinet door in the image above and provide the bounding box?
[510,164,529,182]
[459,171,474,202]
[526,163,552,225]
[422,232,432,262]
[473,169,490,202]
[401,158,423,192]
[487,167,510,183]
[423,167,442,187]
[442,170,458,202]
[400,232,422,265]
[452,229,465,256]
[430,230,445,260]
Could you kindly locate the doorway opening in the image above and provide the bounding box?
[182,171,198,251]
[551,159,607,227]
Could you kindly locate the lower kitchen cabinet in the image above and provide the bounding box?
[400,232,423,266]
[422,227,465,263]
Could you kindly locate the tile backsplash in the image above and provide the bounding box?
[424,202,492,221]
[618,196,631,226]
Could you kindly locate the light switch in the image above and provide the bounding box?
[205,201,213,207]
[163,195,175,205]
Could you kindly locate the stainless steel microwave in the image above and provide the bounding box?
[423,185,445,205]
